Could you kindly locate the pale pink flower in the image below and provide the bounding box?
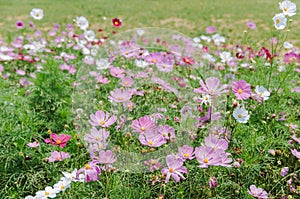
[161,154,188,183]
[108,88,132,102]
[89,110,117,128]
[248,185,268,199]
[194,77,228,97]
[47,151,70,162]
[178,145,195,160]
[27,141,39,148]
[132,115,156,133]
[139,131,166,147]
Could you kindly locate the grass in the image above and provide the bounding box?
[0,0,300,199]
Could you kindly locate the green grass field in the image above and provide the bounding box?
[0,0,299,44]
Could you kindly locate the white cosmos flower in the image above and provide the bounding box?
[200,35,211,43]
[212,33,226,46]
[24,196,35,199]
[255,86,270,101]
[283,41,293,49]
[193,37,201,43]
[75,16,89,30]
[136,29,145,36]
[96,58,110,70]
[84,30,95,41]
[220,51,232,63]
[35,186,56,199]
[279,0,296,16]
[233,107,250,123]
[53,180,71,192]
[200,94,212,105]
[30,8,43,20]
[273,13,287,30]
[135,59,149,68]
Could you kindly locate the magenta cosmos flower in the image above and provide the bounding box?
[112,18,122,28]
[194,77,228,97]
[247,185,268,199]
[247,21,256,29]
[132,115,156,133]
[15,20,25,29]
[89,110,117,128]
[161,154,188,183]
[44,133,71,148]
[108,88,132,103]
[231,80,252,100]
[47,151,70,162]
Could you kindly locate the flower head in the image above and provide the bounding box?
[44,133,71,148]
[112,18,122,27]
[47,151,70,162]
[194,77,228,97]
[248,185,268,199]
[279,0,296,16]
[273,13,287,30]
[161,154,188,183]
[75,16,89,30]
[77,162,101,182]
[233,106,250,123]
[247,21,256,29]
[108,88,132,103]
[132,115,156,133]
[15,20,25,29]
[89,110,117,128]
[30,8,44,20]
[232,80,252,100]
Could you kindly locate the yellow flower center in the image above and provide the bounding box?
[35,13,40,17]
[100,121,105,125]
[60,185,65,190]
[56,157,61,161]
[148,141,153,146]
[85,164,91,170]
[151,160,156,164]
[141,127,146,131]
[259,92,263,97]
[203,158,209,163]
[238,114,243,118]
[118,97,123,100]
[124,81,128,85]
[238,89,243,94]
[276,19,280,24]
[152,59,157,63]
[95,136,99,141]
[183,153,190,157]
[56,140,61,144]
[284,7,288,12]
[45,192,50,196]
[169,167,174,173]
[162,133,167,137]
[114,21,119,25]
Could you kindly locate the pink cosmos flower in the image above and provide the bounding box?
[132,115,156,133]
[291,149,300,159]
[178,145,195,161]
[139,131,166,147]
[144,158,163,172]
[280,167,289,177]
[121,77,134,87]
[208,177,218,189]
[194,77,228,97]
[247,21,256,29]
[91,150,117,170]
[77,162,101,182]
[206,26,215,34]
[231,80,252,100]
[195,146,223,168]
[157,124,175,141]
[44,133,71,148]
[108,88,132,103]
[96,75,110,84]
[27,141,39,148]
[84,127,110,144]
[145,52,164,65]
[89,110,117,128]
[16,20,25,29]
[161,154,188,183]
[291,134,300,145]
[203,135,228,151]
[47,151,70,162]
[110,66,125,78]
[248,185,268,199]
